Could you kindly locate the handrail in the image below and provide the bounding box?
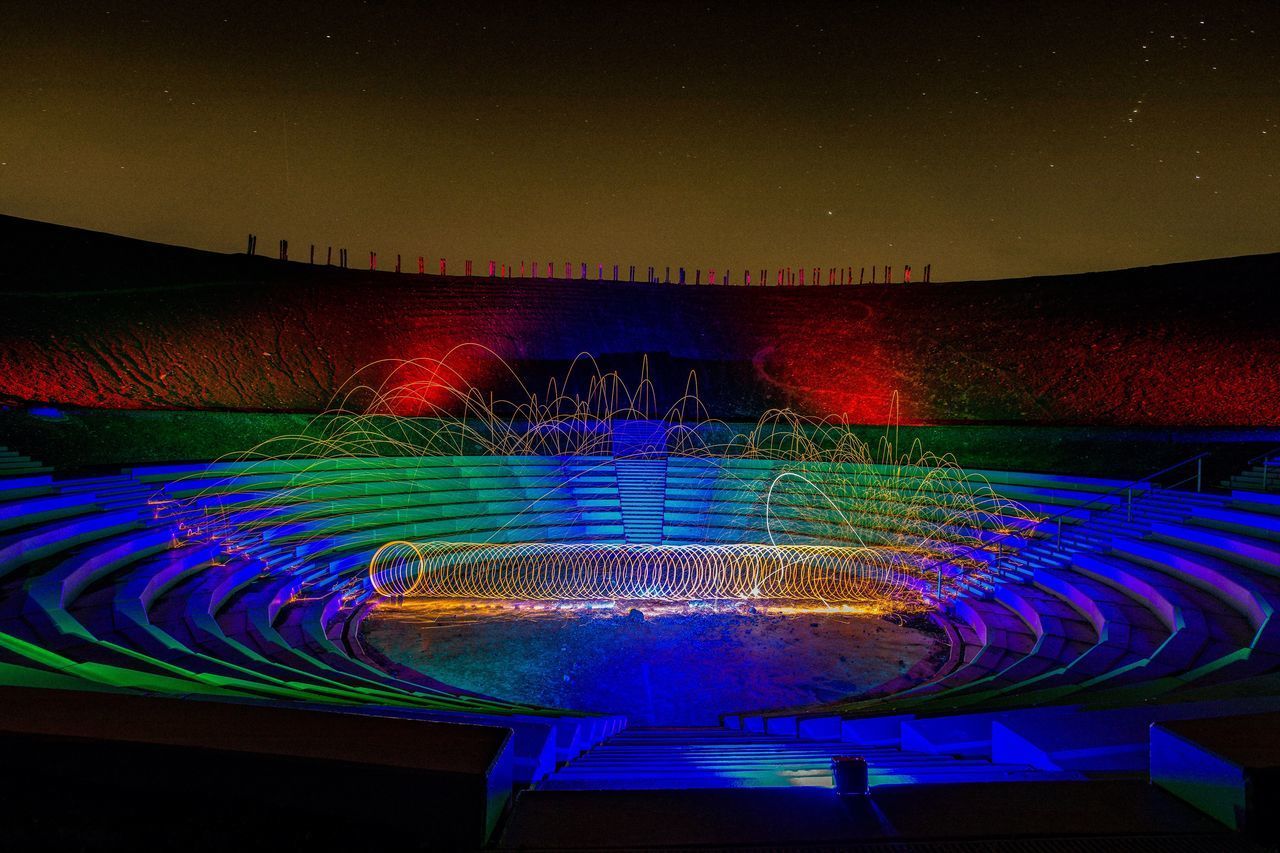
[931,450,1212,599]
[1246,445,1280,466]
[1038,450,1212,522]
[1245,445,1280,490]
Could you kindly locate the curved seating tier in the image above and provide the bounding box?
[2,451,1278,789]
[727,477,1280,774]
[0,456,642,785]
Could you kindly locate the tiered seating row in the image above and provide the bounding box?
[0,457,633,786]
[6,450,1276,788]
[731,476,1280,774]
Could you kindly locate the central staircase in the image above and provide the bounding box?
[612,420,670,545]
[614,459,668,545]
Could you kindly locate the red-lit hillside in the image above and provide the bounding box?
[1,215,1277,425]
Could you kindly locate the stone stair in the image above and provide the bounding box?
[0,446,52,478]
[965,484,1225,599]
[1224,454,1280,493]
[612,420,670,545]
[538,726,1077,790]
[614,458,668,545]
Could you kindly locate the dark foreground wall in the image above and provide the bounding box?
[1,216,1278,425]
[0,686,514,849]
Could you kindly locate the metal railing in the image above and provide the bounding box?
[934,450,1212,600]
[1244,445,1280,491]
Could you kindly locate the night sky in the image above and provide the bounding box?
[1,1,1277,281]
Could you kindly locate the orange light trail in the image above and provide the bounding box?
[369,540,934,608]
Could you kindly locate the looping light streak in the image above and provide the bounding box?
[766,471,864,549]
[369,541,928,605]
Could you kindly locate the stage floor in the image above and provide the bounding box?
[362,601,947,725]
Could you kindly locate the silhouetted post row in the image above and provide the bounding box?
[242,233,935,290]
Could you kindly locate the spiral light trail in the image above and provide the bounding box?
[369,541,926,605]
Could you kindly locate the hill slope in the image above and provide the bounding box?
[1,215,1277,425]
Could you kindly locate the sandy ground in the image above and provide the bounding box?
[362,601,948,725]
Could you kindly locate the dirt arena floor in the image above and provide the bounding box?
[362,600,948,725]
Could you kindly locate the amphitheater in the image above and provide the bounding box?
[2,218,1280,849]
